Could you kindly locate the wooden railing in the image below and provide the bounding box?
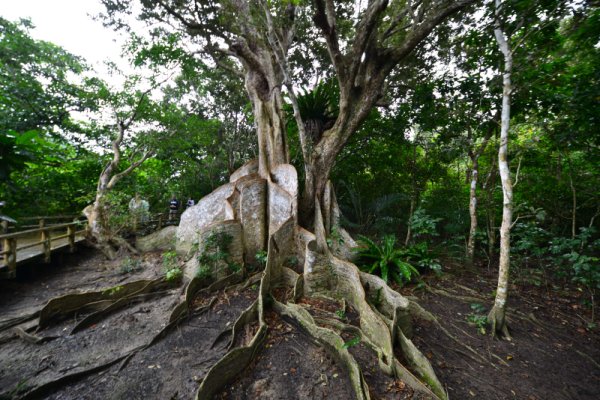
[0,221,87,278]
[2,215,81,232]
[0,210,180,278]
[132,212,181,232]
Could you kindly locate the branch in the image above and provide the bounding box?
[386,0,475,66]
[313,0,346,81]
[510,213,534,229]
[512,155,523,187]
[155,0,202,31]
[347,0,389,84]
[261,0,311,165]
[107,149,154,189]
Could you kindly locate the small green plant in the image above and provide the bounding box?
[103,285,124,296]
[408,208,441,240]
[550,227,599,323]
[356,235,420,285]
[255,250,268,268]
[119,257,142,274]
[327,226,345,248]
[341,336,361,349]
[196,231,241,279]
[196,265,211,280]
[162,250,182,282]
[228,262,242,273]
[466,303,488,334]
[7,379,30,397]
[165,267,183,282]
[162,250,178,270]
[402,242,442,274]
[335,309,346,319]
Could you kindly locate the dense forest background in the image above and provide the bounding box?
[1,1,598,321]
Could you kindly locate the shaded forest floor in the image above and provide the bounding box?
[401,262,600,400]
[0,248,598,399]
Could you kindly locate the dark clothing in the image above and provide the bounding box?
[169,199,180,211]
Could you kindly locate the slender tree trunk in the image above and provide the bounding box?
[488,0,513,339]
[405,141,419,246]
[466,130,493,268]
[566,154,577,238]
[466,156,479,268]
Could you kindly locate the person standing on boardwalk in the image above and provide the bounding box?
[169,195,180,221]
[129,193,149,230]
[186,197,195,209]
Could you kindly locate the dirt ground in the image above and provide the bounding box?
[0,248,598,399]
[401,265,600,400]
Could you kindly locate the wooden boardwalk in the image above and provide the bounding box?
[0,221,87,278]
[9,232,86,264]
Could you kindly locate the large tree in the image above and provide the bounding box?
[97,1,481,398]
[102,0,477,225]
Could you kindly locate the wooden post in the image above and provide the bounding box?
[39,218,45,229]
[41,228,51,263]
[158,214,163,230]
[67,224,76,253]
[4,238,17,278]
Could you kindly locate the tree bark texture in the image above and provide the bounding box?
[466,131,492,268]
[466,157,479,267]
[488,0,513,339]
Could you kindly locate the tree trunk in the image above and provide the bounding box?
[488,0,513,339]
[566,154,577,239]
[85,121,150,259]
[87,190,118,260]
[466,130,493,268]
[243,62,289,180]
[466,156,479,268]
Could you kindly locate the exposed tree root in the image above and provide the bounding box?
[487,305,512,340]
[425,285,486,304]
[19,352,136,400]
[37,278,170,330]
[408,300,497,368]
[6,162,457,399]
[0,312,39,334]
[13,327,58,345]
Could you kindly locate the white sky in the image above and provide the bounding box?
[1,0,129,78]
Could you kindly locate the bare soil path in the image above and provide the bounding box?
[0,250,598,399]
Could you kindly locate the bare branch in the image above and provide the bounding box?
[107,149,154,189]
[261,0,311,164]
[313,0,346,81]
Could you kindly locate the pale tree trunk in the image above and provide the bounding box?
[466,157,479,267]
[488,0,513,339]
[245,70,289,178]
[466,130,493,268]
[87,121,151,259]
[566,154,577,239]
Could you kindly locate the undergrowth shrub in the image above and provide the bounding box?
[356,235,420,285]
[196,231,241,279]
[120,257,142,274]
[162,250,182,282]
